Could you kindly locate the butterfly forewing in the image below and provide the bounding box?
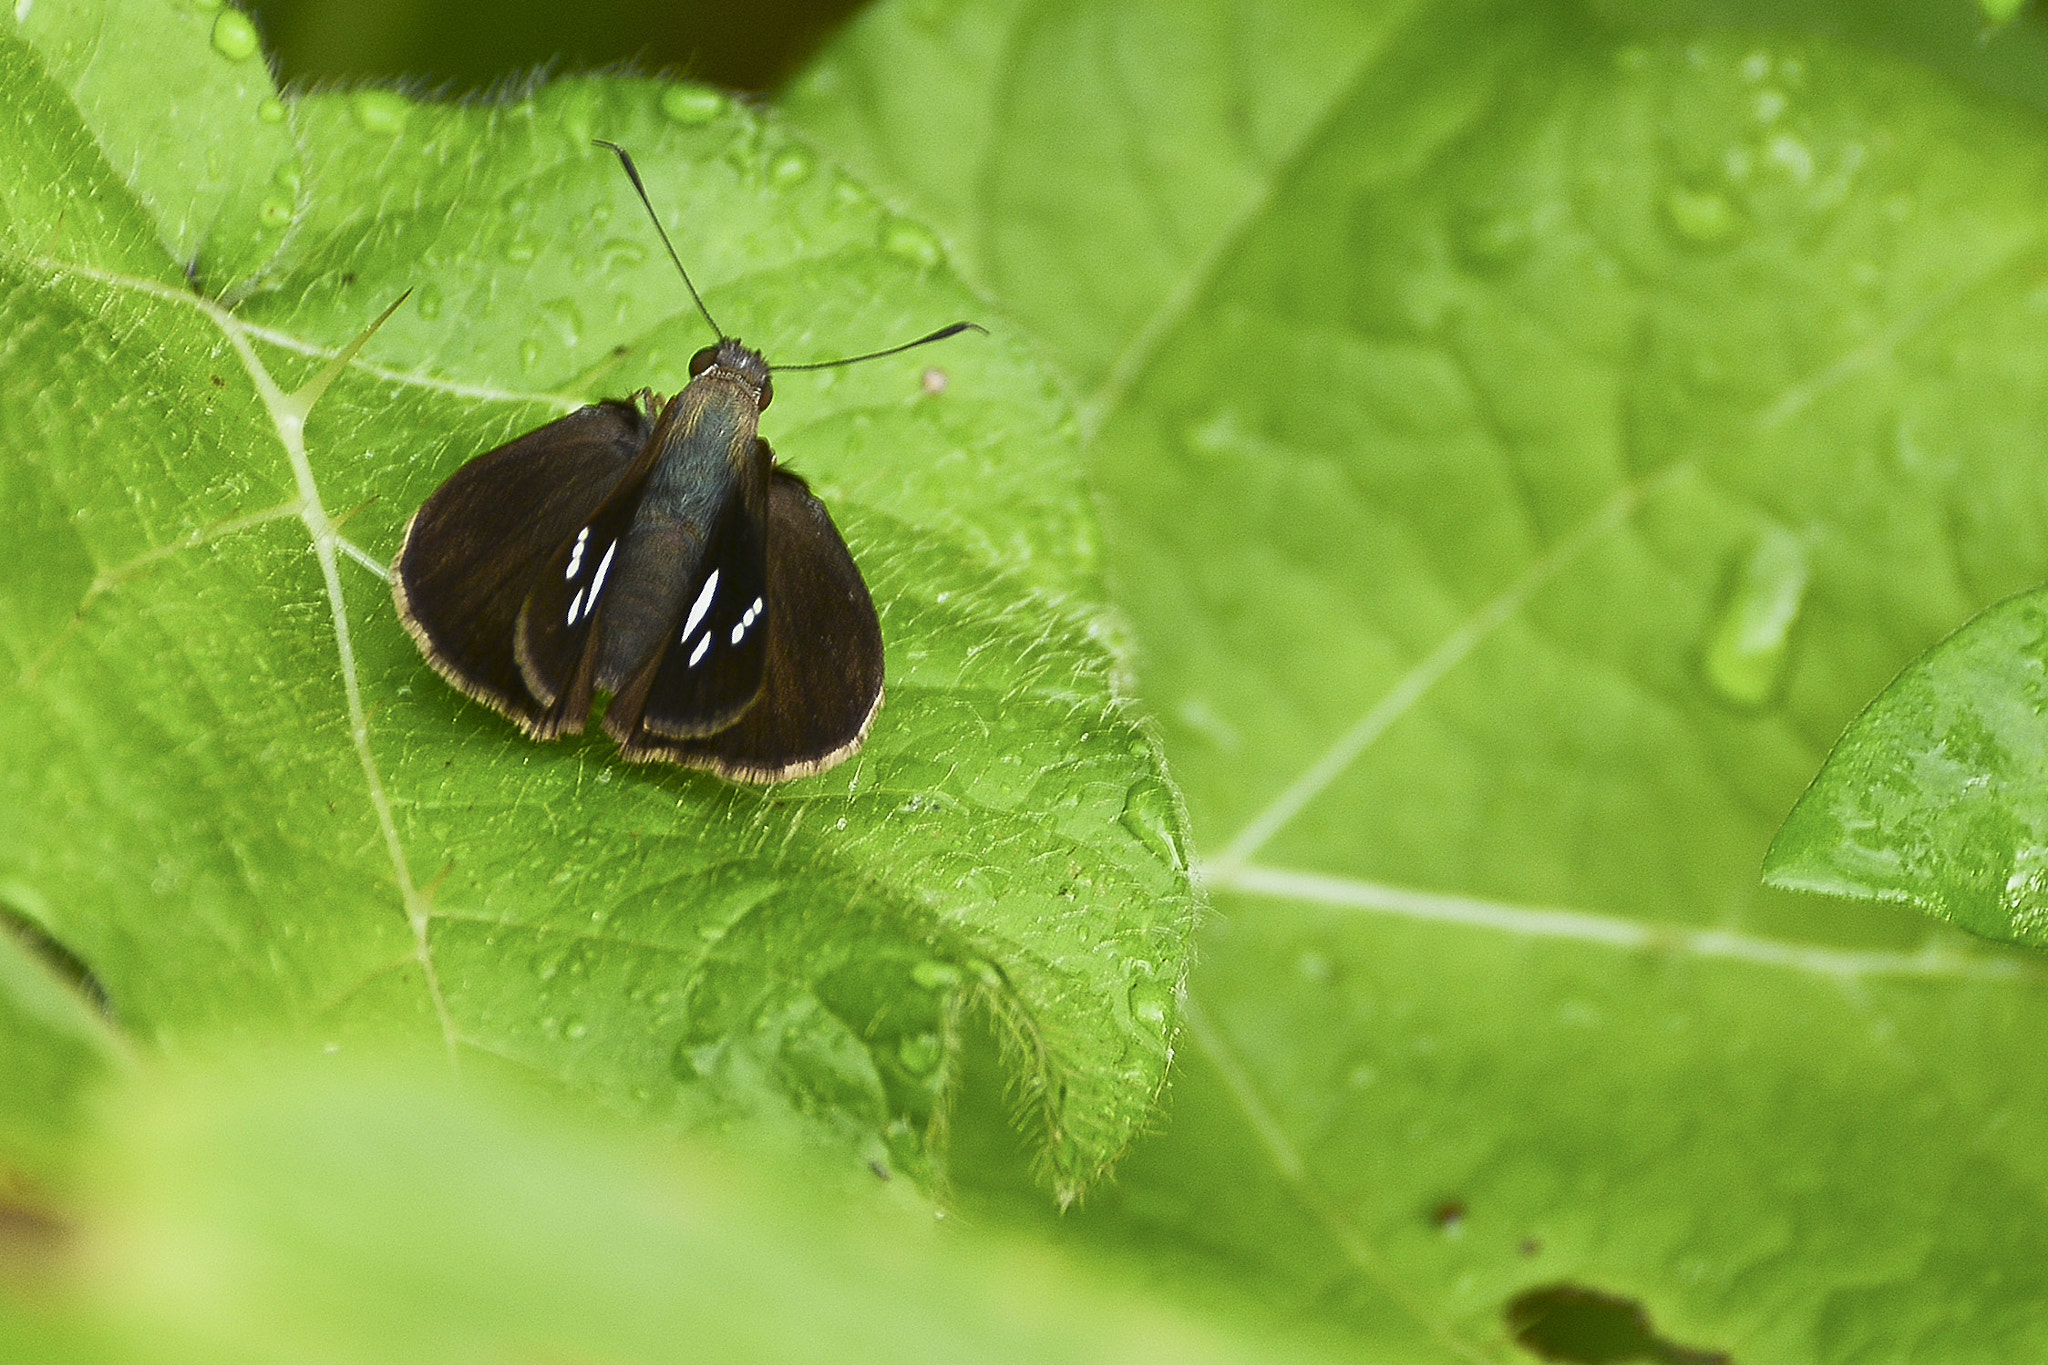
[512,462,659,720]
[393,400,651,732]
[626,468,884,781]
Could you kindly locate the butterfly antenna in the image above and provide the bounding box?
[776,321,987,372]
[593,139,724,341]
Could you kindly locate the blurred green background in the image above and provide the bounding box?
[242,0,2048,135]
[243,0,865,94]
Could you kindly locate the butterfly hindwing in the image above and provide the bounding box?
[611,454,774,745]
[512,458,663,724]
[393,400,652,732]
[626,465,884,781]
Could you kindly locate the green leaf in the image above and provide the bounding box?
[1765,587,2048,947]
[18,1055,1357,1365]
[794,0,2048,1356]
[0,913,120,1181]
[0,15,1194,1194]
[15,0,299,290]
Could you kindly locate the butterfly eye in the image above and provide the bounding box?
[757,377,773,411]
[687,344,720,377]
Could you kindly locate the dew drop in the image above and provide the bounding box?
[504,239,536,265]
[1119,777,1184,871]
[519,336,543,372]
[351,89,411,135]
[1703,525,1808,707]
[1128,979,1172,1031]
[600,238,648,271]
[564,1017,588,1040]
[660,83,727,126]
[1765,131,1813,184]
[767,145,815,189]
[911,960,962,990]
[273,162,301,193]
[832,173,874,210]
[414,283,443,320]
[539,297,585,349]
[257,196,291,228]
[880,217,944,268]
[210,9,258,61]
[1664,187,1738,246]
[897,1033,942,1076]
[257,97,287,125]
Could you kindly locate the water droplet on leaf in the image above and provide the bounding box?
[351,90,411,135]
[911,960,962,990]
[210,9,258,61]
[1120,778,1184,870]
[414,283,443,319]
[600,238,648,271]
[1702,524,1808,707]
[1128,979,1172,1031]
[880,217,943,268]
[660,83,727,126]
[257,97,286,124]
[1664,187,1738,246]
[539,297,584,349]
[768,146,814,189]
[897,1033,942,1076]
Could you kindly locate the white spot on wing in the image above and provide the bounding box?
[588,540,617,607]
[688,633,711,667]
[680,568,720,643]
[566,587,585,625]
[728,596,764,646]
[565,525,590,579]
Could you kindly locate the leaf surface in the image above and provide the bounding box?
[793,0,2048,1356]
[1766,587,2048,948]
[0,15,1194,1193]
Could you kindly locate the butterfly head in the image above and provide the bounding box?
[688,338,773,411]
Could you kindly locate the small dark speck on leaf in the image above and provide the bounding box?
[1431,1198,1467,1233]
[1505,1283,1731,1365]
[867,1160,891,1182]
[0,1196,71,1276]
[341,272,357,286]
[1519,1236,1542,1256]
[209,374,225,387]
